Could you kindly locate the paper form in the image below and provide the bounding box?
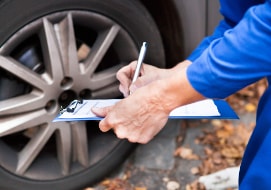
[169,99,220,117]
[55,99,220,121]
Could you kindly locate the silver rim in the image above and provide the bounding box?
[0,11,136,180]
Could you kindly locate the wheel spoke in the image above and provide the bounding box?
[88,64,124,98]
[0,56,47,89]
[40,18,65,82]
[0,109,48,137]
[89,64,124,90]
[54,13,80,77]
[71,122,89,167]
[91,82,121,98]
[0,92,44,115]
[55,122,72,175]
[16,124,54,175]
[82,24,121,76]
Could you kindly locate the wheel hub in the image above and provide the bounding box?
[58,90,77,108]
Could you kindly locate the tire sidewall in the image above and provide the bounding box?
[0,0,165,66]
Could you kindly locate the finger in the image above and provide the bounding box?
[140,63,145,76]
[99,119,111,132]
[116,61,138,94]
[114,125,129,140]
[129,74,149,93]
[116,62,136,85]
[119,84,129,97]
[116,67,131,86]
[99,111,122,133]
[91,105,113,117]
[125,129,153,144]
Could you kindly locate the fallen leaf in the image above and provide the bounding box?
[191,167,200,175]
[186,180,205,190]
[135,187,147,190]
[100,178,134,190]
[221,147,242,159]
[245,103,256,112]
[167,181,180,190]
[174,147,199,160]
[101,179,111,186]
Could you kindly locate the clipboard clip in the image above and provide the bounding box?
[60,99,83,114]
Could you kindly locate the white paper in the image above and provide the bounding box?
[58,99,120,119]
[57,99,220,120]
[169,99,220,117]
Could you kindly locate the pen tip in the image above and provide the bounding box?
[143,41,148,47]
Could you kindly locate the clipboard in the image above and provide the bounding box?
[53,99,238,122]
[168,99,238,119]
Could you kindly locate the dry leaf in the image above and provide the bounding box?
[167,181,180,190]
[135,187,147,190]
[100,178,133,190]
[101,179,111,186]
[174,147,199,160]
[186,180,205,190]
[187,111,253,179]
[211,119,222,127]
[191,167,200,175]
[221,147,242,158]
[245,103,256,112]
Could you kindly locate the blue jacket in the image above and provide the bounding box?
[187,0,271,189]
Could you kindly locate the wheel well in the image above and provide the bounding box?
[140,0,184,68]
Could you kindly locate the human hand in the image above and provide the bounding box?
[117,61,168,97]
[92,60,204,144]
[91,82,170,144]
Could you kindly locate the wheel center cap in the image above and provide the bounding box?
[58,90,77,108]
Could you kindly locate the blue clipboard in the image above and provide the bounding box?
[53,99,238,122]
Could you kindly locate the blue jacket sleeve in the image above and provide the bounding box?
[187,1,271,99]
[187,20,232,61]
[188,0,264,61]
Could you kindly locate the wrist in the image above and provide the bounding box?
[158,61,205,112]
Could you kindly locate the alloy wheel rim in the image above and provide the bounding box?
[0,10,136,180]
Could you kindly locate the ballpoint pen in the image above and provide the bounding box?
[131,42,148,84]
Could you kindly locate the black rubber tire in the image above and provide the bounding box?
[0,0,165,66]
[0,0,165,190]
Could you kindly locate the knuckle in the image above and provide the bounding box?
[115,132,126,139]
[128,134,148,144]
[115,127,127,139]
[140,139,150,144]
[139,135,152,144]
[99,116,117,132]
[128,136,139,143]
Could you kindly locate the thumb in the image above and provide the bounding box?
[91,105,113,117]
[91,106,114,133]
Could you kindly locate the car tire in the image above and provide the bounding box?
[0,0,165,190]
